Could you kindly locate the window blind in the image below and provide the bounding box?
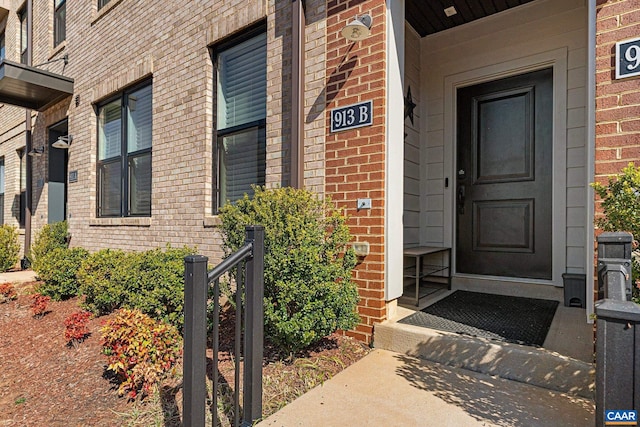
[217,33,267,129]
[99,100,122,160]
[219,127,266,204]
[127,85,152,153]
[128,153,151,216]
[99,161,121,217]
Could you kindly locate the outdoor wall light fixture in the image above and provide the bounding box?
[52,134,73,149]
[341,14,373,41]
[28,146,45,157]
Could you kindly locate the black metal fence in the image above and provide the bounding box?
[596,232,640,427]
[183,225,264,427]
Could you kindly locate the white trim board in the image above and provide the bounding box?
[385,0,405,302]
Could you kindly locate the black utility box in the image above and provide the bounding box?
[562,273,586,308]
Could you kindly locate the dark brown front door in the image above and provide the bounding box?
[456,68,553,280]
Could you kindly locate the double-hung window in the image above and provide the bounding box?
[19,9,27,64]
[214,30,267,208]
[98,0,111,10]
[97,82,152,217]
[54,0,66,46]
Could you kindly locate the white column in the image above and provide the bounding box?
[385,0,405,301]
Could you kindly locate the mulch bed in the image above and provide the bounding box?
[0,282,129,426]
[0,281,370,426]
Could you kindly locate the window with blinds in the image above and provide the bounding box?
[216,31,267,208]
[97,81,152,217]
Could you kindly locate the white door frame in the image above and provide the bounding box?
[443,48,568,288]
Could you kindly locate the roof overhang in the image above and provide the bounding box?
[0,0,8,19]
[0,59,74,111]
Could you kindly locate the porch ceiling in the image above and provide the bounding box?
[406,0,537,37]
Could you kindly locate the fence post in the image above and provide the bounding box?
[595,300,640,427]
[595,232,640,427]
[242,225,264,426]
[597,232,633,300]
[184,255,208,427]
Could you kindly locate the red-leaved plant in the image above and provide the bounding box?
[30,293,51,318]
[0,283,17,303]
[101,308,182,400]
[64,311,92,347]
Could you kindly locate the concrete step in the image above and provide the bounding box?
[373,319,595,399]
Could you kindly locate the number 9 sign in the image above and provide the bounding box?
[616,37,640,79]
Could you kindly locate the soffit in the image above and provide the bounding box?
[406,0,537,37]
[0,59,74,111]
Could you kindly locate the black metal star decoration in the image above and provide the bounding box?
[404,86,416,125]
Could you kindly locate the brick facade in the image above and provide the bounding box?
[0,0,390,344]
[5,0,629,345]
[595,0,640,180]
[0,0,294,262]
[325,0,387,342]
[594,0,640,301]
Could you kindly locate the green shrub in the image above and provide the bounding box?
[78,246,195,328]
[101,308,182,400]
[592,163,640,301]
[0,225,20,272]
[35,247,89,300]
[218,186,359,354]
[29,221,69,271]
[125,246,195,329]
[78,249,130,315]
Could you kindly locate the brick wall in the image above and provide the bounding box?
[0,7,28,246]
[0,0,383,343]
[0,0,293,266]
[595,0,640,180]
[594,0,640,300]
[325,0,387,343]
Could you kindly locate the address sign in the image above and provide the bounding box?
[330,100,373,133]
[616,37,640,79]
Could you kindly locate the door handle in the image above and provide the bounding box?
[457,185,465,214]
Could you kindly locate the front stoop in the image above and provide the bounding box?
[373,321,595,399]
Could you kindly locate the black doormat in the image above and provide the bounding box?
[398,291,559,347]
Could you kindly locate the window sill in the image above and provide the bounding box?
[49,41,66,60]
[89,217,152,227]
[203,215,221,228]
[91,0,124,25]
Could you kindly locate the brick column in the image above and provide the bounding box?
[326,0,387,343]
[594,0,640,301]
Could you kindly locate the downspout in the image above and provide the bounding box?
[290,0,305,189]
[586,0,596,323]
[23,0,33,267]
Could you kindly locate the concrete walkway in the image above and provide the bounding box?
[0,269,37,285]
[257,349,594,427]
